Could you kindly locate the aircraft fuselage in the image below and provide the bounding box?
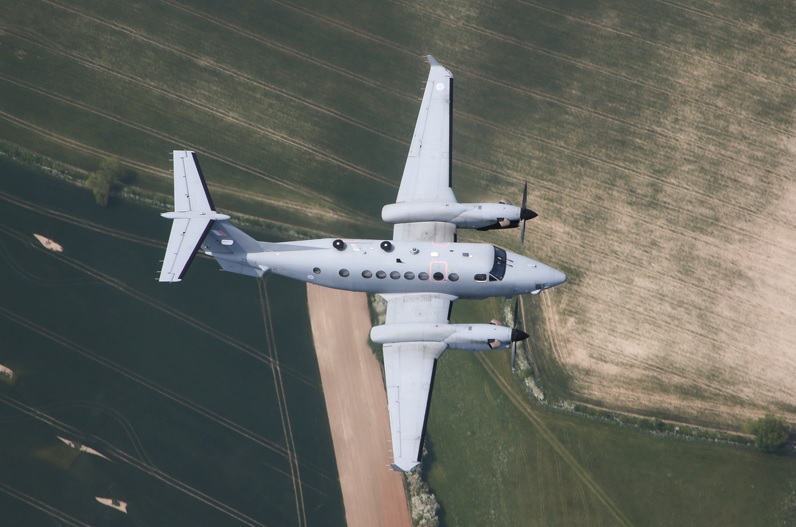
[223,238,565,299]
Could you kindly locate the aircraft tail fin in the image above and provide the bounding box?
[158,151,264,282]
[201,220,266,278]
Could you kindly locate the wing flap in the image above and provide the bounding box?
[384,293,455,325]
[392,221,456,243]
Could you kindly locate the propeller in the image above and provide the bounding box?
[510,298,529,373]
[519,181,538,248]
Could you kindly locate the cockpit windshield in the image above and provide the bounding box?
[489,246,507,281]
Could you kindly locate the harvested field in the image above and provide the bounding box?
[513,9,796,426]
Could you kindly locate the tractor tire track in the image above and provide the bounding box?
[1,26,395,190]
[391,0,796,117]
[461,112,796,233]
[257,279,307,527]
[158,0,410,101]
[476,355,635,527]
[0,225,337,481]
[0,482,91,527]
[0,395,268,527]
[514,0,796,87]
[40,0,406,148]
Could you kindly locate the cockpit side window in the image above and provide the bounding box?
[489,246,507,281]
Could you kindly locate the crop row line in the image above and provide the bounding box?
[0,394,269,527]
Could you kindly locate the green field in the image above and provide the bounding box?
[2,0,796,525]
[430,298,796,526]
[0,160,344,526]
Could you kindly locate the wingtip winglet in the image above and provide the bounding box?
[390,460,420,472]
[425,55,452,78]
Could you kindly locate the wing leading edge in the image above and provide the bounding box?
[392,56,457,244]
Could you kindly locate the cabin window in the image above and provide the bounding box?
[390,271,401,279]
[376,271,387,279]
[474,274,487,282]
[449,273,459,281]
[418,272,429,280]
[432,272,445,281]
[362,270,372,278]
[489,246,507,281]
[404,272,415,280]
[313,267,321,274]
[339,269,350,277]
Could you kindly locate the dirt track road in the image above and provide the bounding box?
[306,284,411,527]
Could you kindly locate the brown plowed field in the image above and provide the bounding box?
[306,284,411,527]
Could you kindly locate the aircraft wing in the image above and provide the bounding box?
[381,293,455,471]
[393,56,457,244]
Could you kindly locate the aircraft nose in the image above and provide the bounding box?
[551,268,567,287]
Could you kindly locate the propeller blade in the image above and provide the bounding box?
[511,298,523,372]
[511,346,517,373]
[519,181,538,248]
[513,295,521,331]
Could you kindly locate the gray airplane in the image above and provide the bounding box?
[158,56,566,472]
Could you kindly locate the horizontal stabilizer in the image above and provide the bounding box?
[159,151,226,282]
[159,217,214,282]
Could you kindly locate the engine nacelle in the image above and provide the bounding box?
[370,323,525,352]
[382,202,527,230]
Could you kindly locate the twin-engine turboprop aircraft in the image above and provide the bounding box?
[158,56,566,472]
